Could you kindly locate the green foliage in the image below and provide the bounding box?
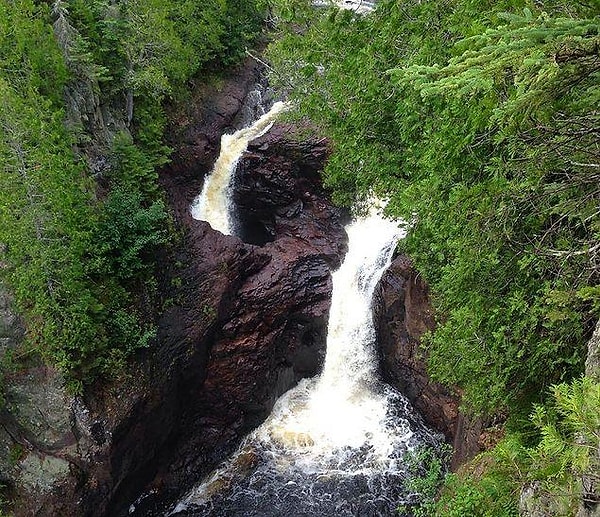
[220,0,268,64]
[0,74,105,380]
[0,0,268,387]
[8,445,24,467]
[427,377,600,516]
[0,0,69,104]
[403,440,521,516]
[432,468,519,517]
[130,100,172,165]
[107,131,162,198]
[392,8,599,414]
[65,0,265,100]
[266,0,599,416]
[88,188,168,281]
[524,377,600,513]
[398,445,451,516]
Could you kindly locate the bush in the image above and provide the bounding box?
[88,188,168,282]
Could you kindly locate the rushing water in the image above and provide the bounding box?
[180,9,442,509]
[315,0,376,14]
[169,205,440,516]
[190,101,288,235]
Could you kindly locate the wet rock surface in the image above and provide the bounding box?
[376,257,457,438]
[160,57,273,226]
[376,256,487,467]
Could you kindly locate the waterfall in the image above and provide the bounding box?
[190,101,288,235]
[259,206,407,457]
[169,205,440,516]
[315,0,377,14]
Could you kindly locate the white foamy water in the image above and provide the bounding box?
[190,101,288,234]
[259,208,407,457]
[170,206,439,516]
[315,0,376,14]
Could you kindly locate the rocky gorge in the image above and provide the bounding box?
[1,57,480,516]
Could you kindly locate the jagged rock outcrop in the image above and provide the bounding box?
[375,256,488,467]
[234,123,348,252]
[51,0,129,174]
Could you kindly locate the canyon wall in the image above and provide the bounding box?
[376,255,489,468]
[0,58,347,516]
[1,54,494,516]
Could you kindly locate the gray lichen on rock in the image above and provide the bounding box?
[0,367,78,514]
[585,320,600,382]
[0,279,80,514]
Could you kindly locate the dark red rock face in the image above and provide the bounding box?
[376,256,458,441]
[115,117,347,514]
[234,124,348,254]
[376,255,487,468]
[123,120,347,514]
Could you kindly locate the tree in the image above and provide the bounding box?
[266,0,599,415]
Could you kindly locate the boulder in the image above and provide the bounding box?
[235,123,349,256]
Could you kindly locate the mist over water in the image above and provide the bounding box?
[170,207,441,516]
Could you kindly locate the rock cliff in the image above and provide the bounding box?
[0,58,346,516]
[376,255,488,467]
[131,106,347,514]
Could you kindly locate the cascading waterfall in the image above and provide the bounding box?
[178,5,441,510]
[190,101,288,235]
[191,0,370,237]
[170,205,440,516]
